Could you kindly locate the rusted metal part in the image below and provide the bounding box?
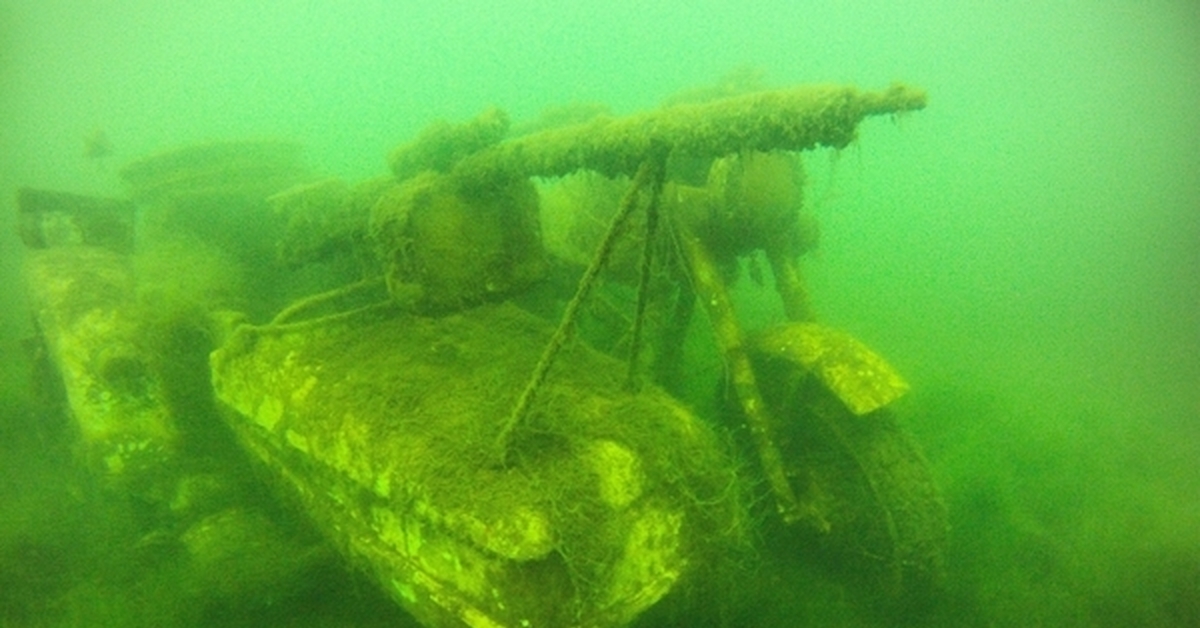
[452,83,926,183]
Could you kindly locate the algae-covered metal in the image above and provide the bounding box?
[210,301,740,628]
[754,322,910,415]
[440,83,926,184]
[24,245,179,491]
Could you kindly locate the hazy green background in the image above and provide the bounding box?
[3,1,1198,625]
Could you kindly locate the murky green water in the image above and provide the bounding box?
[2,2,1197,626]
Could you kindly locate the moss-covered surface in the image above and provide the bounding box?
[211,301,744,627]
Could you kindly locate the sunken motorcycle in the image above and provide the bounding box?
[22,82,945,628]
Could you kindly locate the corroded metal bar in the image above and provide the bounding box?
[673,218,803,523]
[452,83,926,183]
[494,160,662,460]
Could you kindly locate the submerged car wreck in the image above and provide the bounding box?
[21,81,945,627]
